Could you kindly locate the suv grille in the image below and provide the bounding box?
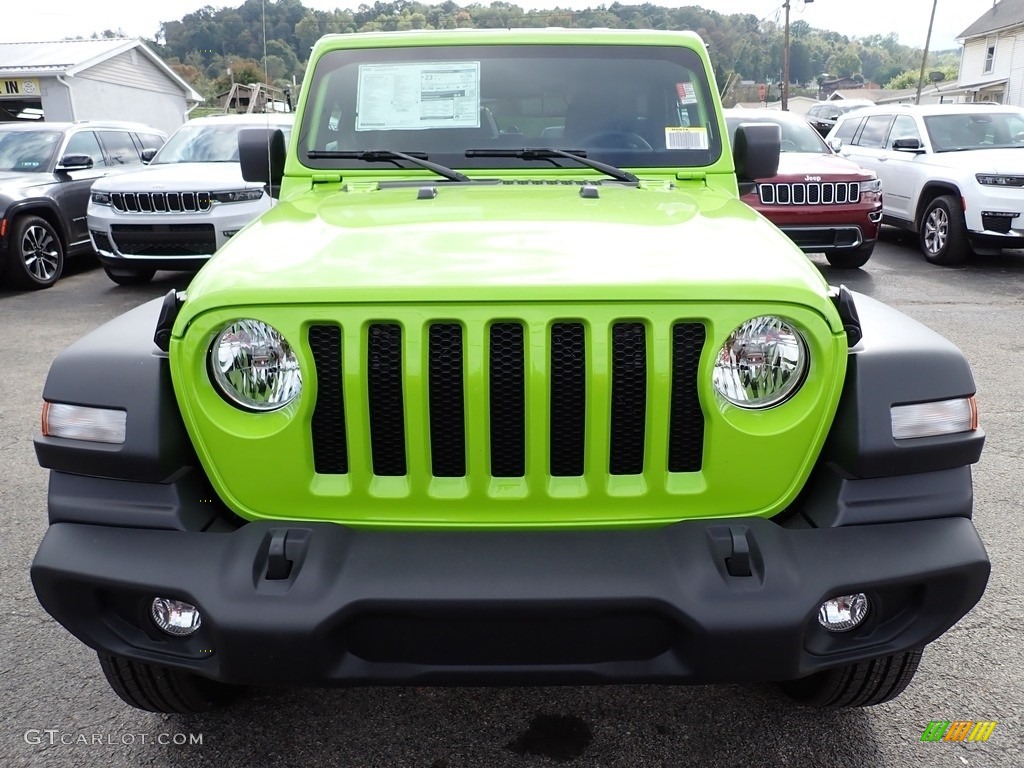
[111,191,212,213]
[109,224,217,256]
[758,181,861,206]
[308,319,706,480]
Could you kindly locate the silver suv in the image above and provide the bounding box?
[828,103,1024,265]
[88,113,293,285]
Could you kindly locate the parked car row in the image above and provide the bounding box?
[0,112,293,290]
[6,102,1024,289]
[728,101,1024,269]
[827,102,1024,265]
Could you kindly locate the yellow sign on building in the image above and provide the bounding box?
[0,78,41,99]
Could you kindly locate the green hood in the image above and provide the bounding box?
[177,180,840,331]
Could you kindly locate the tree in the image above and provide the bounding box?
[295,13,321,51]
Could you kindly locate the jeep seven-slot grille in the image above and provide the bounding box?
[758,181,860,206]
[111,191,212,213]
[308,320,706,479]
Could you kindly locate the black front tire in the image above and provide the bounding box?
[825,241,874,269]
[103,266,156,286]
[5,215,64,289]
[919,195,970,265]
[778,648,923,708]
[98,653,238,713]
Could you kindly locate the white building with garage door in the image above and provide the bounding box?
[0,38,202,134]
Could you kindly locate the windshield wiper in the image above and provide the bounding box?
[465,148,639,184]
[306,149,469,183]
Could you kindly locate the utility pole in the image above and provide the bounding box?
[782,0,814,112]
[916,0,939,105]
[782,0,791,111]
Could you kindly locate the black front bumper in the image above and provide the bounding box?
[31,516,989,688]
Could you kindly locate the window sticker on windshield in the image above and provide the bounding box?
[356,62,481,131]
[675,82,698,105]
[665,127,709,150]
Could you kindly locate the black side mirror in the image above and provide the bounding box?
[733,123,780,182]
[56,154,93,171]
[239,128,286,198]
[892,137,925,152]
[140,148,158,163]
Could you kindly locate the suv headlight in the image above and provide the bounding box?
[91,191,112,205]
[209,320,302,411]
[976,174,1024,187]
[712,316,808,409]
[211,189,265,203]
[860,178,882,194]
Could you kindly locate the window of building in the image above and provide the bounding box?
[984,37,996,74]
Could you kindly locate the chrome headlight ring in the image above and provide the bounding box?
[209,319,302,412]
[712,315,808,409]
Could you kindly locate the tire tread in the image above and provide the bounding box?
[779,648,923,708]
[98,653,235,714]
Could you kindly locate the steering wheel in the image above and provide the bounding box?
[780,139,797,152]
[578,131,653,150]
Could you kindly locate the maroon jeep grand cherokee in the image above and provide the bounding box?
[726,108,882,269]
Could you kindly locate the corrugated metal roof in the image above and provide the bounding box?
[0,38,202,102]
[958,0,1024,40]
[0,38,133,71]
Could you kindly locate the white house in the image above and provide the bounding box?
[954,0,1024,105]
[0,38,202,134]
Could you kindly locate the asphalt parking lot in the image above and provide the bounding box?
[2,231,1021,767]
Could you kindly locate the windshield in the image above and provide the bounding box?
[299,43,722,171]
[924,111,1024,152]
[154,122,292,164]
[725,115,828,154]
[0,130,61,172]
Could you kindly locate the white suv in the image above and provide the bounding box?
[88,112,293,285]
[827,103,1024,265]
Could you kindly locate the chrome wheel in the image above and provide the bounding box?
[6,215,64,289]
[923,206,948,256]
[919,195,969,266]
[21,223,60,282]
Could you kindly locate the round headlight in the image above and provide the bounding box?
[210,319,302,411]
[712,316,807,409]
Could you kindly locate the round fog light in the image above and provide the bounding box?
[151,597,202,636]
[817,593,869,632]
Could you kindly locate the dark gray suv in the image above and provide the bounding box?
[806,100,874,138]
[0,121,167,289]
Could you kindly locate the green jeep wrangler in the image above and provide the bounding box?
[31,29,989,714]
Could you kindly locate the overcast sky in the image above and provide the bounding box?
[0,1,998,51]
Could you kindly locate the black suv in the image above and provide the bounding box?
[806,100,874,138]
[0,121,167,289]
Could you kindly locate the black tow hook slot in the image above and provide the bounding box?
[707,525,759,580]
[266,529,293,580]
[258,528,312,585]
[726,528,752,577]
